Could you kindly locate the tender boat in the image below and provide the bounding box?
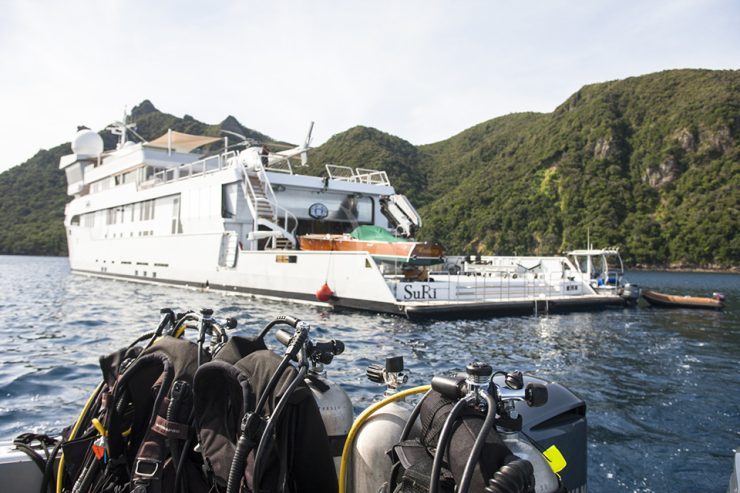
[641,289,725,310]
[298,226,444,266]
[565,247,641,303]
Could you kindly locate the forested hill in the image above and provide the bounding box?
[420,69,739,268]
[1,69,737,268]
[0,101,274,255]
[311,69,739,269]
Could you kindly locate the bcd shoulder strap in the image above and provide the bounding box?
[103,336,208,493]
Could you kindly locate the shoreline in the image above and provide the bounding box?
[0,254,737,274]
[629,265,739,274]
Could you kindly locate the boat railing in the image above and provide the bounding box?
[256,154,294,174]
[256,165,298,236]
[355,168,390,185]
[432,270,581,302]
[242,171,260,219]
[241,163,297,247]
[325,164,355,180]
[253,197,298,237]
[142,151,238,188]
[325,164,391,186]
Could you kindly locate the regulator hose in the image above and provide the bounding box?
[429,398,469,493]
[56,382,104,493]
[40,440,62,493]
[226,351,296,493]
[484,459,535,493]
[338,385,431,493]
[252,365,308,489]
[166,380,189,479]
[457,391,496,493]
[225,427,255,493]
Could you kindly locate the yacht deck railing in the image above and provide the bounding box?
[325,164,390,186]
[141,151,238,188]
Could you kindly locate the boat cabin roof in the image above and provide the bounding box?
[566,249,621,256]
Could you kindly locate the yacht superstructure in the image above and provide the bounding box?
[61,119,631,318]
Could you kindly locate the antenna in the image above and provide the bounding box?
[106,106,142,149]
[301,121,314,166]
[220,130,258,148]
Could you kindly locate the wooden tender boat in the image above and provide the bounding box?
[641,289,725,310]
[299,226,444,266]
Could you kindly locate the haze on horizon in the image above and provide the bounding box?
[0,0,738,173]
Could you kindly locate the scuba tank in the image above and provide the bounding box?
[350,356,420,493]
[340,360,588,493]
[303,341,354,474]
[499,433,559,493]
[492,373,587,492]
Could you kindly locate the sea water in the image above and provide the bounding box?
[0,255,738,492]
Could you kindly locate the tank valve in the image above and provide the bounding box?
[466,362,493,385]
[464,362,493,407]
[366,356,408,394]
[505,370,523,390]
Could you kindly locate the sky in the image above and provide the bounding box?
[0,0,738,172]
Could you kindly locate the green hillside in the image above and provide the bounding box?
[0,101,273,256]
[416,69,739,268]
[305,70,739,269]
[1,70,737,268]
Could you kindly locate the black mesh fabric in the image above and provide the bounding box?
[392,390,517,493]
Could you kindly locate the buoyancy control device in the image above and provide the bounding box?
[55,308,224,493]
[43,308,352,493]
[342,360,587,493]
[192,315,344,493]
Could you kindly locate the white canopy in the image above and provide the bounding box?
[148,130,221,153]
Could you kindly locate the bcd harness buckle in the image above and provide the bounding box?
[133,457,160,479]
[241,411,266,440]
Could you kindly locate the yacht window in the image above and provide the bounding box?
[332,195,373,223]
[83,213,95,228]
[71,215,80,226]
[123,170,137,184]
[222,183,238,218]
[172,197,182,234]
[140,200,155,221]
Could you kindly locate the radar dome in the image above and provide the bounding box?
[72,128,104,156]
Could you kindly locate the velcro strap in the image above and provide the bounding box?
[151,415,189,440]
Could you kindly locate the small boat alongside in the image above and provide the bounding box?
[565,247,641,303]
[641,289,726,310]
[298,226,444,266]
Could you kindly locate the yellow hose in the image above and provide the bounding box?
[57,382,104,493]
[338,385,431,493]
[173,324,186,338]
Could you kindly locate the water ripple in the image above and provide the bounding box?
[0,257,738,492]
